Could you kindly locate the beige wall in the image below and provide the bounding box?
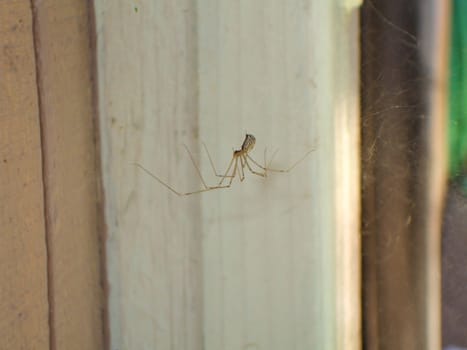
[0,1,105,349]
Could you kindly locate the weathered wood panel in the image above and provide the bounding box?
[198,2,360,349]
[96,0,360,349]
[95,1,202,349]
[0,1,49,349]
[32,1,105,349]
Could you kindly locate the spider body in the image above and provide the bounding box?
[135,134,313,196]
[235,134,256,156]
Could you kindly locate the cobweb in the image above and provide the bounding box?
[360,1,467,349]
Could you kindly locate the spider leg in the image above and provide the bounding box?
[134,163,233,196]
[182,183,231,196]
[260,148,279,177]
[228,157,238,186]
[183,144,209,189]
[134,163,185,196]
[202,142,235,179]
[265,148,279,177]
[216,157,238,188]
[243,155,266,177]
[218,155,237,186]
[239,155,246,181]
[247,148,314,173]
[268,149,280,167]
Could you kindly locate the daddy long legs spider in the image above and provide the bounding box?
[135,134,314,196]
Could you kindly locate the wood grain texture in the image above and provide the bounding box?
[0,1,49,349]
[96,0,360,349]
[95,0,203,349]
[198,2,360,349]
[32,1,105,349]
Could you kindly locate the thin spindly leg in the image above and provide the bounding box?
[134,163,186,195]
[247,148,314,173]
[202,142,235,179]
[241,150,278,177]
[263,148,279,177]
[227,158,238,187]
[183,144,209,189]
[135,163,233,196]
[182,182,232,195]
[218,156,237,186]
[243,155,266,177]
[239,155,246,181]
[177,158,238,195]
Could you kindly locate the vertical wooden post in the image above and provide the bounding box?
[1,1,105,349]
[32,1,105,349]
[96,0,360,349]
[95,0,202,348]
[0,2,49,348]
[197,1,360,349]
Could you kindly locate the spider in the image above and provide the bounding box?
[135,134,313,196]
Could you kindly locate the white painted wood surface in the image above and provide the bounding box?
[95,1,361,349]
